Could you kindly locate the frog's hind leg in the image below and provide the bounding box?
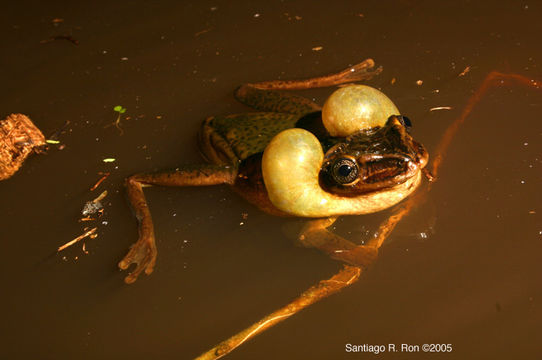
[234,58,382,115]
[195,265,361,360]
[195,70,542,359]
[194,202,414,360]
[119,165,237,284]
[198,116,240,165]
[431,71,541,179]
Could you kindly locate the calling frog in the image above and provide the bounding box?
[118,58,429,284]
[115,59,539,360]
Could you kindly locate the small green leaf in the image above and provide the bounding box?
[119,108,127,114]
[102,158,116,163]
[113,105,123,112]
[46,139,60,144]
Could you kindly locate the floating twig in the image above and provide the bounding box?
[429,106,453,112]
[58,227,97,252]
[459,66,471,77]
[90,172,110,191]
[92,190,108,203]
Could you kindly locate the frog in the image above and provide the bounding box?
[118,58,430,285]
[116,59,541,359]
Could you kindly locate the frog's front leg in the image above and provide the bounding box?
[297,194,418,268]
[119,165,237,283]
[298,217,378,268]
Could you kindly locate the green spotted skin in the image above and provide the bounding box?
[200,112,299,163]
[234,85,320,116]
[199,85,322,165]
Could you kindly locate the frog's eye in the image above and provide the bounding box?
[331,158,359,184]
[396,115,412,132]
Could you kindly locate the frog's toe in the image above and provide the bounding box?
[118,237,157,284]
[340,59,383,83]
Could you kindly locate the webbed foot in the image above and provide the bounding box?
[336,58,383,84]
[118,232,157,284]
[119,176,157,284]
[119,167,237,284]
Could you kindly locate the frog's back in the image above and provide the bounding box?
[198,112,299,165]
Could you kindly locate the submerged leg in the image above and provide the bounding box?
[297,191,422,268]
[234,59,383,115]
[193,205,413,360]
[120,165,237,284]
[195,265,361,360]
[192,70,542,360]
[431,71,541,179]
[298,217,378,268]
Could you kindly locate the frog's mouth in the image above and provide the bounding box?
[261,128,423,218]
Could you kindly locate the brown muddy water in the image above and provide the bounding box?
[1,1,541,359]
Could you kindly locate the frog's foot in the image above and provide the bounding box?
[334,58,383,84]
[118,231,157,284]
[120,166,237,284]
[118,176,158,283]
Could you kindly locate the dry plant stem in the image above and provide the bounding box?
[58,227,97,252]
[114,115,124,135]
[194,265,361,360]
[92,190,108,203]
[90,172,110,191]
[104,115,124,135]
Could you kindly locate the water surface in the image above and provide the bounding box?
[1,1,541,359]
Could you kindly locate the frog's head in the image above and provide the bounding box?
[320,115,428,196]
[262,85,428,217]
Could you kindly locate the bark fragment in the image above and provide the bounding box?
[0,114,45,180]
